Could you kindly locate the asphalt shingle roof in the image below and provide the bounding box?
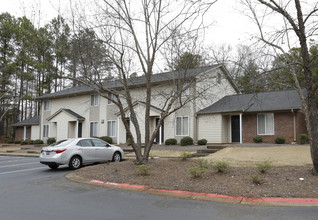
[197,89,305,115]
[36,65,233,100]
[10,116,40,127]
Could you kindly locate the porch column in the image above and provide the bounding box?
[239,113,243,144]
[76,121,79,138]
[23,126,27,140]
[159,119,162,145]
[117,117,120,145]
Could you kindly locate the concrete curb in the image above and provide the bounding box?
[65,173,318,207]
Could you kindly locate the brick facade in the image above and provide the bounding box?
[242,111,307,143]
[15,126,31,140]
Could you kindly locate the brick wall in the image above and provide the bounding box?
[242,111,307,143]
[14,126,31,140]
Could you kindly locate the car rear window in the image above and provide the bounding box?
[53,139,73,147]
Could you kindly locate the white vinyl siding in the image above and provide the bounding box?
[107,121,116,137]
[257,113,274,135]
[43,124,49,138]
[176,116,189,136]
[91,94,99,106]
[90,122,98,136]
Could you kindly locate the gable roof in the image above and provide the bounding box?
[115,101,163,116]
[36,65,239,100]
[197,89,305,115]
[47,108,85,121]
[10,115,40,127]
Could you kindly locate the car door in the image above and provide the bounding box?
[77,139,95,163]
[91,139,113,162]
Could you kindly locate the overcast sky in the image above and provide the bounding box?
[0,0,254,47]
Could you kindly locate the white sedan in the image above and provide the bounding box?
[40,138,124,169]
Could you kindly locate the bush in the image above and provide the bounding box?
[34,139,44,144]
[14,140,21,144]
[28,140,35,145]
[197,139,207,145]
[47,137,56,145]
[179,152,192,160]
[256,160,272,174]
[275,136,285,144]
[253,136,263,143]
[180,136,194,146]
[251,173,264,185]
[188,167,208,178]
[196,158,210,169]
[7,140,14,144]
[99,136,113,144]
[165,138,177,145]
[212,161,230,173]
[126,138,132,146]
[136,165,153,176]
[21,141,29,145]
[298,134,309,144]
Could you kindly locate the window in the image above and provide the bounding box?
[43,124,49,138]
[107,92,118,105]
[107,121,116,137]
[91,94,99,106]
[176,116,189,136]
[177,83,190,97]
[257,113,274,135]
[90,122,98,137]
[91,139,108,147]
[43,100,50,111]
[77,139,93,147]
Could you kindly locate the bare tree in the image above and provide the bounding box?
[63,0,217,163]
[242,0,318,173]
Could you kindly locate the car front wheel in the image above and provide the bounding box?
[112,152,121,162]
[69,156,82,169]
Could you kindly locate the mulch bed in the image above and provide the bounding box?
[75,159,318,198]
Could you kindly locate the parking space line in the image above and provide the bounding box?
[0,162,39,168]
[0,167,46,175]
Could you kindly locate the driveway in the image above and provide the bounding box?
[1,155,318,220]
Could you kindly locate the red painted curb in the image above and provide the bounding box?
[89,180,318,204]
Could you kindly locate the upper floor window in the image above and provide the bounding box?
[257,113,274,135]
[107,92,118,105]
[177,83,190,97]
[176,116,189,136]
[91,94,99,106]
[43,100,50,111]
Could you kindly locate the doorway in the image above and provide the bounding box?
[155,118,164,144]
[231,115,240,142]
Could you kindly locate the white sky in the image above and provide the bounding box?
[0,0,254,47]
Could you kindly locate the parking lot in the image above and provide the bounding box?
[0,156,47,175]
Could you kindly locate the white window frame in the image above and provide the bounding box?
[91,94,99,107]
[90,122,99,137]
[175,116,189,136]
[107,92,118,105]
[257,113,275,135]
[43,124,49,138]
[43,100,50,111]
[107,120,117,137]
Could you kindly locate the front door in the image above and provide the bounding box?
[231,115,240,142]
[78,122,82,138]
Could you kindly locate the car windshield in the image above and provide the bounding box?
[49,139,73,147]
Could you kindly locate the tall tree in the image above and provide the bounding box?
[242,0,318,174]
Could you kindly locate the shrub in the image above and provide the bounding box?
[7,140,14,144]
[14,140,21,144]
[197,139,207,145]
[212,161,230,173]
[256,160,272,174]
[298,134,309,144]
[196,158,210,169]
[275,136,285,144]
[47,137,56,145]
[28,140,35,145]
[165,138,177,145]
[136,165,153,176]
[99,136,113,144]
[251,173,264,185]
[126,138,132,146]
[253,136,263,143]
[21,141,29,145]
[34,139,44,144]
[179,152,192,160]
[188,167,208,178]
[180,136,194,146]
